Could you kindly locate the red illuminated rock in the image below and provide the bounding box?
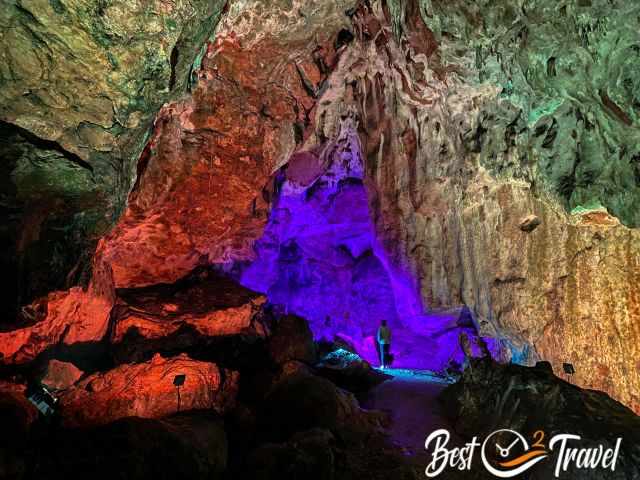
[114,302,266,345]
[41,360,84,392]
[59,353,238,427]
[0,254,115,365]
[110,269,269,362]
[100,1,354,289]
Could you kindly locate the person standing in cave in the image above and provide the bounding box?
[376,320,392,369]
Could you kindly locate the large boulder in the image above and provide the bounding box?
[259,371,384,442]
[40,360,84,392]
[59,353,238,427]
[440,358,640,479]
[267,314,316,366]
[315,348,389,393]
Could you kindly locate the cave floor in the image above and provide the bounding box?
[361,370,461,459]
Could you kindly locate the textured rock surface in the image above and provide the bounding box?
[0,0,637,432]
[267,314,316,366]
[0,253,115,365]
[111,268,268,363]
[441,358,640,479]
[0,0,227,318]
[59,353,237,427]
[259,371,385,442]
[100,0,355,288]
[306,0,639,412]
[40,359,84,391]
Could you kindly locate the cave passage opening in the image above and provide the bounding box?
[235,133,496,372]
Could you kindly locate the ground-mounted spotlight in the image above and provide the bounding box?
[562,362,575,382]
[26,383,58,417]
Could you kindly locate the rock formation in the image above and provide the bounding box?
[99,0,355,288]
[59,353,237,427]
[0,1,638,478]
[0,0,228,318]
[301,0,639,412]
[441,358,640,479]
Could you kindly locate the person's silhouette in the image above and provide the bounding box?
[376,320,392,369]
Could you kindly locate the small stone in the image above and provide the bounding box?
[519,214,541,232]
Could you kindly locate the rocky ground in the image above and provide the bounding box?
[0,275,426,480]
[1,299,638,479]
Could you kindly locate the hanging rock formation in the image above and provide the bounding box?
[304,0,639,412]
[99,0,356,288]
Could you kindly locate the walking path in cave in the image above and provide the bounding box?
[361,370,462,461]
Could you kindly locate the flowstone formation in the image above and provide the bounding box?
[302,0,639,412]
[238,113,402,342]
[237,111,499,371]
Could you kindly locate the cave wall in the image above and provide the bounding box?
[0,0,637,416]
[238,113,403,342]
[0,0,228,319]
[0,0,359,363]
[98,0,356,288]
[304,0,639,411]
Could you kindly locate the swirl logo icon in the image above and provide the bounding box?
[480,429,548,478]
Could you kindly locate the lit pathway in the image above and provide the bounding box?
[361,369,462,458]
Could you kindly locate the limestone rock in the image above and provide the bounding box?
[315,348,389,393]
[41,360,84,391]
[259,372,384,442]
[111,268,268,364]
[59,353,237,427]
[309,0,640,414]
[99,0,355,288]
[267,314,316,366]
[0,255,115,365]
[0,0,228,317]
